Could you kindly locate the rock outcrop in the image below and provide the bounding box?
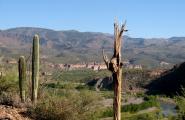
[86,77,113,91]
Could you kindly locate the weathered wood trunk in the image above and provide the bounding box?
[113,68,122,120]
[103,20,127,120]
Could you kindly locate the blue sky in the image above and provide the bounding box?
[0,0,185,38]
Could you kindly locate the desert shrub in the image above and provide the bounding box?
[170,88,185,120]
[28,89,103,120]
[143,95,157,101]
[175,96,185,120]
[101,91,114,99]
[123,111,162,120]
[28,97,77,120]
[0,92,15,106]
[99,107,162,119]
[0,91,26,108]
[0,70,18,93]
[122,96,159,113]
[167,115,177,120]
[136,92,145,97]
[44,82,93,91]
[44,82,76,89]
[75,84,92,90]
[99,107,113,118]
[0,67,22,107]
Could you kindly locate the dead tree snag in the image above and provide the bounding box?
[102,20,127,120]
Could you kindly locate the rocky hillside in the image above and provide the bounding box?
[146,62,185,96]
[0,27,185,68]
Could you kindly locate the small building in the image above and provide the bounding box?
[134,65,142,70]
[160,61,170,66]
[6,59,17,64]
[149,69,165,77]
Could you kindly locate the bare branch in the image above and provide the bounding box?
[114,22,119,57]
[102,49,109,68]
[119,20,127,39]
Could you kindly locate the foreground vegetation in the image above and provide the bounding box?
[0,65,185,120]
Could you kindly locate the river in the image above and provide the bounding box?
[159,100,177,116]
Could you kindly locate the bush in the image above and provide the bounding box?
[175,96,185,120]
[28,89,103,120]
[123,112,162,120]
[28,98,77,120]
[122,96,159,113]
[0,91,26,108]
[75,84,92,90]
[0,92,15,106]
[0,68,23,107]
[44,82,76,89]
[101,91,114,99]
[99,107,162,120]
[99,107,113,118]
[0,70,18,93]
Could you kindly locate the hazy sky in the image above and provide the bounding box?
[0,0,185,38]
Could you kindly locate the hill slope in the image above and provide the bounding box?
[0,27,185,68]
[146,62,185,96]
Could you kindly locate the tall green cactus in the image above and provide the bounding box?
[31,34,40,103]
[18,56,26,102]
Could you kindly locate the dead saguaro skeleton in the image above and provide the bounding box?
[103,20,127,120]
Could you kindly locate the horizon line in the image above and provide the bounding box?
[1,26,185,39]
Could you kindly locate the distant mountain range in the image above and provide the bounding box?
[0,27,185,68]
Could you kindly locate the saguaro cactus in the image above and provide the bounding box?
[31,34,40,103]
[18,56,26,102]
[103,20,127,120]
